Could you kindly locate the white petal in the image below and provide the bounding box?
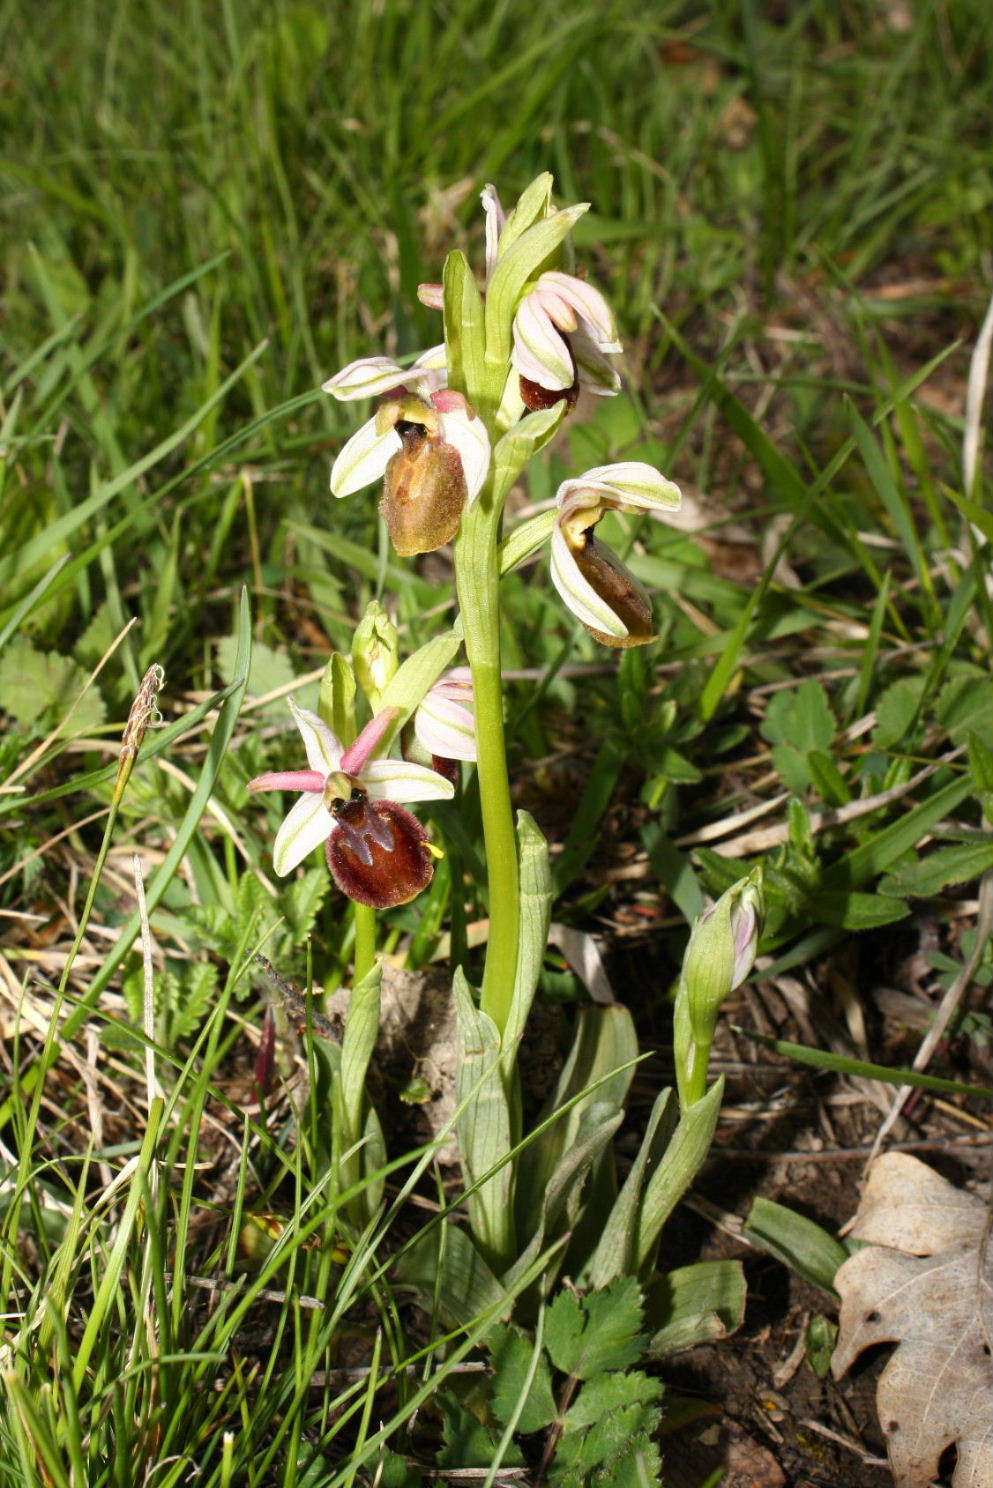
[557,462,682,515]
[415,693,477,761]
[407,344,448,388]
[549,527,630,641]
[361,758,455,804]
[438,406,491,504]
[330,416,401,498]
[572,334,622,395]
[322,356,409,401]
[539,271,620,350]
[272,793,335,875]
[512,294,575,389]
[481,183,506,282]
[322,346,447,400]
[288,699,343,773]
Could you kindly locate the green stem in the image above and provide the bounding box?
[455,484,520,1037]
[353,901,377,985]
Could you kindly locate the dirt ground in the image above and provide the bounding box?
[610,933,992,1488]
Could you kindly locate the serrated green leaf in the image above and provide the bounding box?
[437,1393,522,1470]
[770,741,813,794]
[169,959,220,1040]
[563,1370,662,1430]
[236,870,269,925]
[281,867,331,943]
[74,602,118,670]
[806,1315,838,1379]
[545,1278,645,1379]
[215,635,299,714]
[873,674,927,749]
[878,841,993,898]
[807,748,852,807]
[556,1434,663,1488]
[377,1449,423,1488]
[761,680,834,792]
[937,670,993,746]
[489,1324,557,1433]
[556,1407,661,1477]
[0,634,106,732]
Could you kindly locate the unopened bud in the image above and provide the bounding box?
[673,869,763,1109]
[353,601,399,706]
[681,870,763,1041]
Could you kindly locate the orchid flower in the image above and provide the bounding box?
[324,363,490,554]
[248,699,453,908]
[550,462,682,647]
[513,270,622,410]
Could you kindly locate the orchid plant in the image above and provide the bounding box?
[250,175,763,1322]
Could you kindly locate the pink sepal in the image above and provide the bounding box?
[248,770,325,794]
[340,706,400,775]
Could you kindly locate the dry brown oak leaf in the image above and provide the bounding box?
[832,1152,992,1488]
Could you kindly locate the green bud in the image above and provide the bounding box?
[353,601,399,709]
[681,870,763,1035]
[674,869,763,1108]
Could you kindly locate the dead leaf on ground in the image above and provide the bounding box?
[832,1153,993,1488]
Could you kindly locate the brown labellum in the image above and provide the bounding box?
[380,422,467,555]
[571,533,654,648]
[519,373,580,413]
[327,795,435,908]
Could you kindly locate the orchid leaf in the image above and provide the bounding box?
[635,1078,724,1273]
[453,969,514,1268]
[645,1260,747,1357]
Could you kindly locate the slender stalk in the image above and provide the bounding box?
[455,483,519,1036]
[353,901,377,985]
